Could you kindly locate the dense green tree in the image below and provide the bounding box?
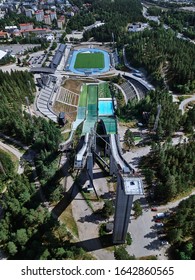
[168,228,183,244]
[114,246,135,260]
[82,0,144,42]
[166,196,195,259]
[125,28,195,92]
[141,141,195,202]
[7,242,18,256]
[101,200,115,218]
[123,129,135,150]
[133,200,142,218]
[15,229,28,246]
[120,90,182,138]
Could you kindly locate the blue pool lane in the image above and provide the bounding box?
[98,100,114,116]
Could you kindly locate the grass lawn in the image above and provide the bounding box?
[59,204,79,238]
[0,147,19,173]
[74,52,105,69]
[88,85,98,104]
[79,84,87,107]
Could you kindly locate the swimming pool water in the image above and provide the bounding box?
[98,100,114,116]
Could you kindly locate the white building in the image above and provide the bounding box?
[50,11,57,22]
[128,22,148,32]
[25,9,34,18]
[57,16,65,29]
[19,23,34,31]
[44,15,51,25]
[35,10,44,22]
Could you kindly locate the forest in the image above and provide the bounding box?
[0,70,61,150]
[125,28,195,93]
[82,0,144,42]
[67,11,95,32]
[147,7,195,39]
[183,105,195,134]
[161,10,195,39]
[166,195,195,260]
[0,172,90,259]
[118,90,182,139]
[0,70,91,259]
[140,141,195,203]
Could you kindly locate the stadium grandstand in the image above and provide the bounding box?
[50,43,66,69]
[120,81,138,101]
[124,77,148,99]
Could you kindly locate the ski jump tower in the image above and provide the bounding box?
[109,134,143,244]
[74,130,143,244]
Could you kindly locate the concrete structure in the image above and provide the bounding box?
[19,23,34,31]
[113,175,143,243]
[21,28,51,37]
[25,9,34,18]
[50,43,66,69]
[57,16,65,29]
[50,11,57,21]
[35,10,44,22]
[36,74,58,122]
[44,15,51,25]
[128,22,148,32]
[72,82,143,244]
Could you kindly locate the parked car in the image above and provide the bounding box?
[151,207,157,211]
[155,219,161,223]
[161,240,169,245]
[155,223,164,227]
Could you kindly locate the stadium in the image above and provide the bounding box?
[65,45,113,76]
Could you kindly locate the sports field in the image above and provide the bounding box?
[74,52,105,69]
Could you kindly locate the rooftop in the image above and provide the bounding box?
[19,23,33,26]
[123,177,143,195]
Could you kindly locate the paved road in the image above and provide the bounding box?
[179,95,195,114]
[0,139,24,174]
[0,63,29,73]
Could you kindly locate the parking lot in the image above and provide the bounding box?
[0,44,41,55]
[28,53,45,67]
[126,198,169,259]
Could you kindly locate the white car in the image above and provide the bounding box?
[161,240,169,245]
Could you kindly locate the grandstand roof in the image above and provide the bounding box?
[30,67,55,74]
[58,43,66,53]
[51,52,62,69]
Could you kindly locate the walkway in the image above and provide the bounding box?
[0,139,24,174]
[179,95,195,114]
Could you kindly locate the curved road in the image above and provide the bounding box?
[179,95,195,114]
[0,139,24,174]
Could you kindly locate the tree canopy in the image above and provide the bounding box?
[166,195,195,260]
[125,28,195,93]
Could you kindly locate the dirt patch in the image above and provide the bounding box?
[62,79,83,94]
[53,102,77,122]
